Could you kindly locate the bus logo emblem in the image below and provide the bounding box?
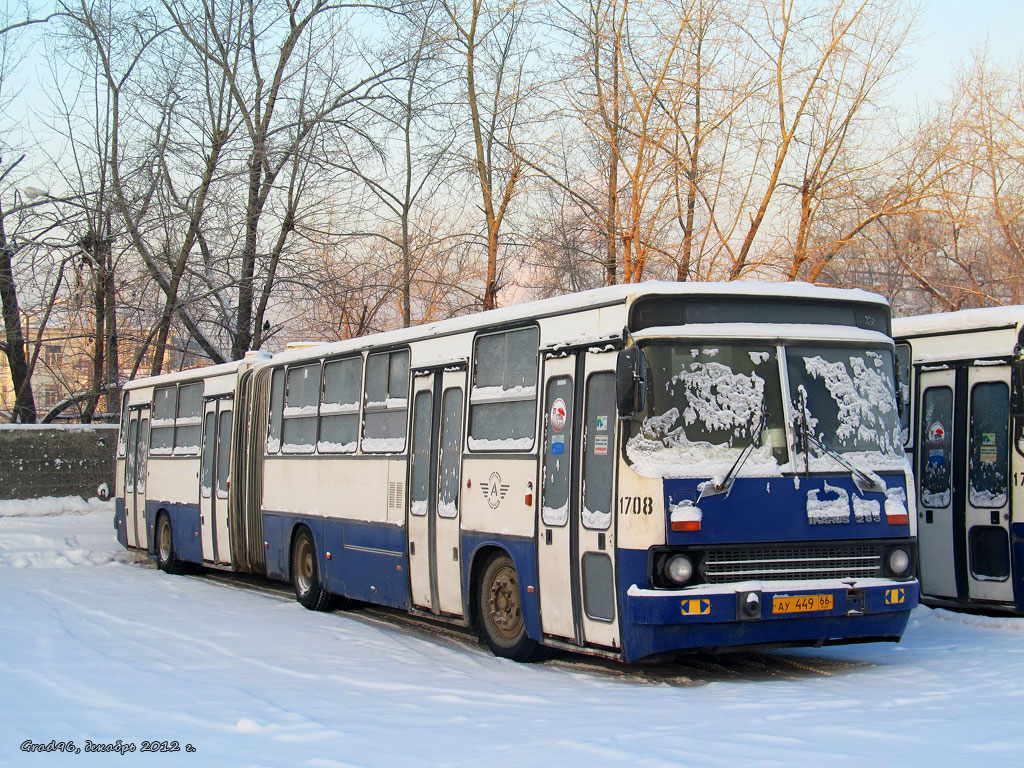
[482,472,510,509]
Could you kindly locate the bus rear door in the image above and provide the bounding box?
[124,407,150,550]
[408,368,466,617]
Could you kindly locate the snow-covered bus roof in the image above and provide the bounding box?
[892,306,1024,339]
[123,359,248,392]
[268,280,889,367]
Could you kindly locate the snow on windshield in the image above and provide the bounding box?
[626,345,786,479]
[788,347,903,463]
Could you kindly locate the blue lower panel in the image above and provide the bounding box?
[145,501,202,564]
[262,512,409,610]
[1013,522,1024,612]
[461,533,542,644]
[114,498,127,548]
[622,580,918,661]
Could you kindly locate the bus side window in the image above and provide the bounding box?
[468,327,539,451]
[282,363,321,454]
[151,385,176,455]
[969,382,1009,508]
[174,383,203,455]
[267,368,285,454]
[363,349,409,453]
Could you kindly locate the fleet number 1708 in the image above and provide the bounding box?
[619,496,654,515]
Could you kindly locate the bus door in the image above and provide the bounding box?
[537,352,620,649]
[408,368,466,617]
[200,397,234,565]
[918,366,1013,603]
[124,407,150,550]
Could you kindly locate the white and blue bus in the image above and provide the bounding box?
[893,307,1024,613]
[116,282,918,662]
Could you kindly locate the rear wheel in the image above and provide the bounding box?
[155,513,184,574]
[477,553,542,662]
[292,527,330,611]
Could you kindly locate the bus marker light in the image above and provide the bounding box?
[886,513,909,525]
[671,520,700,532]
[527,586,535,593]
[326,552,332,560]
[681,599,711,616]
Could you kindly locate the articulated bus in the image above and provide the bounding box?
[116,282,918,662]
[893,307,1024,613]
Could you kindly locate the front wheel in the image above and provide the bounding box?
[155,513,184,574]
[292,527,331,611]
[477,553,542,662]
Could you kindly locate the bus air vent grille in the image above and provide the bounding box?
[702,543,882,583]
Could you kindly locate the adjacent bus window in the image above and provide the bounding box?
[267,368,284,453]
[174,383,203,455]
[136,419,149,492]
[201,411,215,497]
[126,418,138,492]
[151,385,176,454]
[969,525,1010,580]
[583,373,615,530]
[969,382,1009,508]
[363,349,409,452]
[117,393,129,457]
[438,389,464,519]
[319,357,362,453]
[895,343,911,446]
[920,387,953,508]
[469,327,539,450]
[217,409,233,498]
[282,363,320,454]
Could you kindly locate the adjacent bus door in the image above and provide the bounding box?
[537,352,620,650]
[408,368,466,617]
[918,366,1014,603]
[124,407,150,550]
[200,397,234,565]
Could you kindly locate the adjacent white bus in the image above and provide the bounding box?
[117,282,918,662]
[893,307,1024,613]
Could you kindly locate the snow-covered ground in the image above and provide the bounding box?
[2,499,1023,767]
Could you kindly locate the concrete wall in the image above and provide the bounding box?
[0,425,119,501]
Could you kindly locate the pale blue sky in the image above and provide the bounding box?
[898,0,1024,107]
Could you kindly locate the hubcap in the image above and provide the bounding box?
[158,519,171,562]
[296,538,313,594]
[487,565,523,640]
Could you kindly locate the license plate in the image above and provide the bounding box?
[772,594,834,614]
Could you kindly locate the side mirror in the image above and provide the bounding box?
[616,347,647,418]
[1012,358,1024,417]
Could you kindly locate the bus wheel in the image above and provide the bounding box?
[292,527,330,611]
[478,553,542,662]
[155,513,184,575]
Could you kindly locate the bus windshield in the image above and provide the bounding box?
[625,344,788,478]
[787,345,903,463]
[625,342,904,478]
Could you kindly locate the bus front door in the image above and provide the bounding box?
[538,352,620,651]
[200,397,234,565]
[124,407,150,550]
[918,366,1014,604]
[408,368,466,617]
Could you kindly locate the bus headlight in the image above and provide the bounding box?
[887,547,911,577]
[665,554,694,585]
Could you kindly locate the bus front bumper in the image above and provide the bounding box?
[620,578,919,661]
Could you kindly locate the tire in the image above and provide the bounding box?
[292,527,331,611]
[477,553,542,662]
[155,513,185,575]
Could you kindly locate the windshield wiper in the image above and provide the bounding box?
[794,389,886,494]
[699,401,769,500]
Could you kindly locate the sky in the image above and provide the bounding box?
[898,0,1024,107]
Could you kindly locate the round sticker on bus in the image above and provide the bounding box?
[550,398,567,433]
[928,422,945,443]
